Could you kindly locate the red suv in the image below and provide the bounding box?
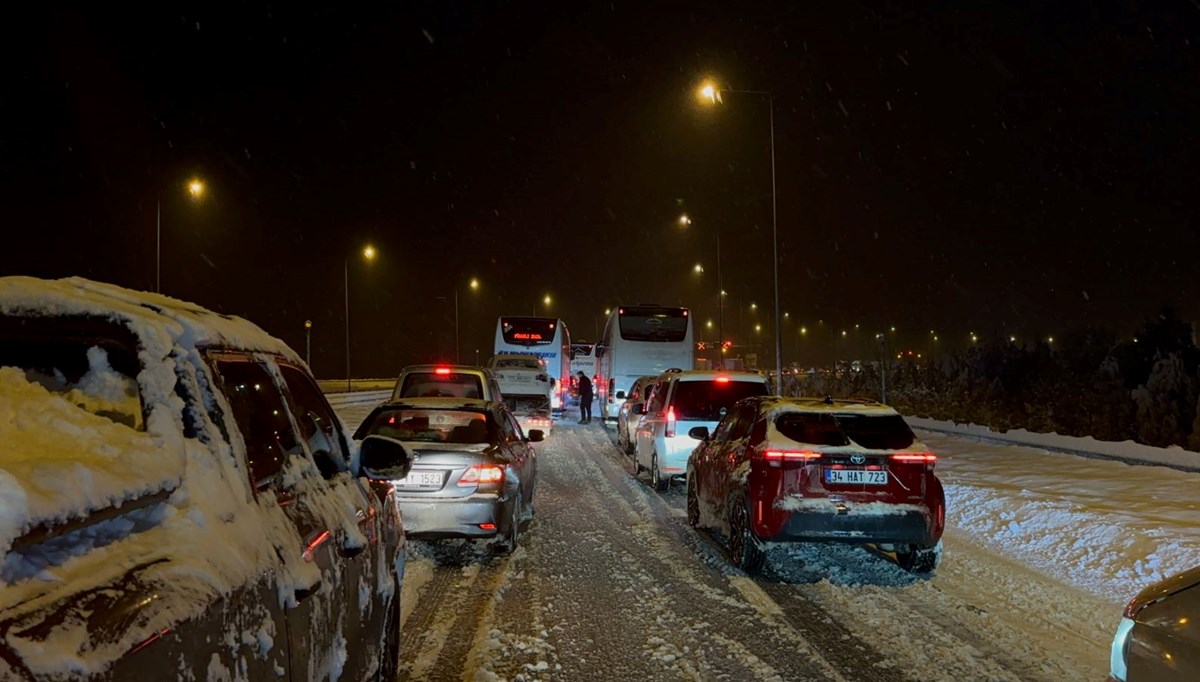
[685,396,945,574]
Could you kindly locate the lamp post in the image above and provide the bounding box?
[345,244,377,392]
[698,81,782,393]
[156,177,205,293]
[304,320,312,368]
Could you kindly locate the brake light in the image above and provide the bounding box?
[458,464,505,486]
[665,407,676,437]
[714,376,731,383]
[435,367,452,375]
[762,450,822,461]
[479,523,497,531]
[891,453,937,463]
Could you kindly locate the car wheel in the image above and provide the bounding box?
[493,494,522,555]
[895,541,941,573]
[651,453,669,492]
[631,446,641,473]
[686,476,700,527]
[728,495,765,574]
[372,573,401,682]
[618,422,629,453]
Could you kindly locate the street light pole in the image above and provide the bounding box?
[155,199,161,293]
[344,258,351,393]
[454,288,460,364]
[304,320,312,368]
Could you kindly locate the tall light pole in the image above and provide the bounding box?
[304,320,312,368]
[157,177,206,293]
[698,80,782,393]
[345,244,377,392]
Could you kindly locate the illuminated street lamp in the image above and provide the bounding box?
[678,214,692,226]
[693,263,704,274]
[699,78,783,393]
[157,176,206,293]
[345,244,377,392]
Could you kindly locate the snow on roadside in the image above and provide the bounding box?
[919,430,1200,604]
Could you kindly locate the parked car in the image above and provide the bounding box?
[1108,565,1200,681]
[633,370,771,491]
[0,276,408,681]
[616,375,658,455]
[354,398,541,553]
[686,396,945,574]
[392,363,503,401]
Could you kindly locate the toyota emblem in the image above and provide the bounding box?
[850,454,866,465]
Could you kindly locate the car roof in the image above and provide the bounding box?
[378,397,495,411]
[660,369,769,383]
[399,364,490,374]
[745,396,901,417]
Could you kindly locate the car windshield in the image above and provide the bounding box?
[775,412,916,450]
[362,408,494,444]
[399,372,483,399]
[670,380,769,421]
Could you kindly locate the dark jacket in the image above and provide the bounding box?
[577,375,594,401]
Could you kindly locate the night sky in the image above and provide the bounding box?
[3,2,1198,376]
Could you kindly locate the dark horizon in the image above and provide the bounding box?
[4,2,1198,377]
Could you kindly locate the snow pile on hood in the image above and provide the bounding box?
[0,366,182,557]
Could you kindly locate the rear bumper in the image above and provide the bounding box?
[759,506,939,547]
[397,494,507,540]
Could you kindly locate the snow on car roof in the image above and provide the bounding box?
[759,396,901,418]
[383,397,493,411]
[0,276,299,363]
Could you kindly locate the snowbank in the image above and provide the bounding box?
[906,416,1200,471]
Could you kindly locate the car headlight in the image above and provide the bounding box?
[1109,616,1135,682]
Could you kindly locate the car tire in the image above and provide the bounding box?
[493,494,522,555]
[651,453,669,492]
[728,495,765,574]
[896,541,941,573]
[631,446,641,473]
[373,573,401,682]
[686,476,700,527]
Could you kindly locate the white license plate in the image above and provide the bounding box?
[825,469,888,485]
[396,471,443,487]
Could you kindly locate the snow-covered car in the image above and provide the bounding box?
[686,396,946,574]
[1109,564,1200,682]
[487,353,552,409]
[0,277,409,682]
[616,374,658,455]
[353,398,541,553]
[634,370,772,491]
[392,363,503,401]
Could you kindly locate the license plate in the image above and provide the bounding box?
[825,469,887,485]
[396,471,443,487]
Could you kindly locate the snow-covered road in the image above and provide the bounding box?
[334,399,1198,681]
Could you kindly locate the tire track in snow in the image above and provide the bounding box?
[398,546,486,681]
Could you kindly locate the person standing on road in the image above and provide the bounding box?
[576,371,593,424]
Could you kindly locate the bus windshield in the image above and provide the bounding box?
[500,317,557,346]
[618,307,689,342]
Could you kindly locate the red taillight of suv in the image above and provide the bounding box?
[665,406,677,437]
[761,450,822,461]
[458,464,505,487]
[891,453,937,470]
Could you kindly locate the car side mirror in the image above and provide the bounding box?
[688,426,710,440]
[616,390,626,400]
[358,435,412,481]
[526,429,545,443]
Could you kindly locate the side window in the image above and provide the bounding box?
[497,408,521,443]
[726,406,754,441]
[279,364,347,475]
[646,381,668,413]
[212,357,300,490]
[712,405,742,442]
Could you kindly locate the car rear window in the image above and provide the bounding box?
[399,372,483,399]
[0,319,145,430]
[362,408,494,444]
[775,413,916,450]
[670,379,769,421]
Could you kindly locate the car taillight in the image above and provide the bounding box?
[458,464,505,487]
[714,376,730,383]
[435,367,452,375]
[664,406,677,437]
[761,450,822,461]
[891,453,937,470]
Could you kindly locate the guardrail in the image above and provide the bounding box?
[324,390,391,409]
[317,379,395,394]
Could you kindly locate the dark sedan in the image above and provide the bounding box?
[1109,565,1200,681]
[355,398,541,554]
